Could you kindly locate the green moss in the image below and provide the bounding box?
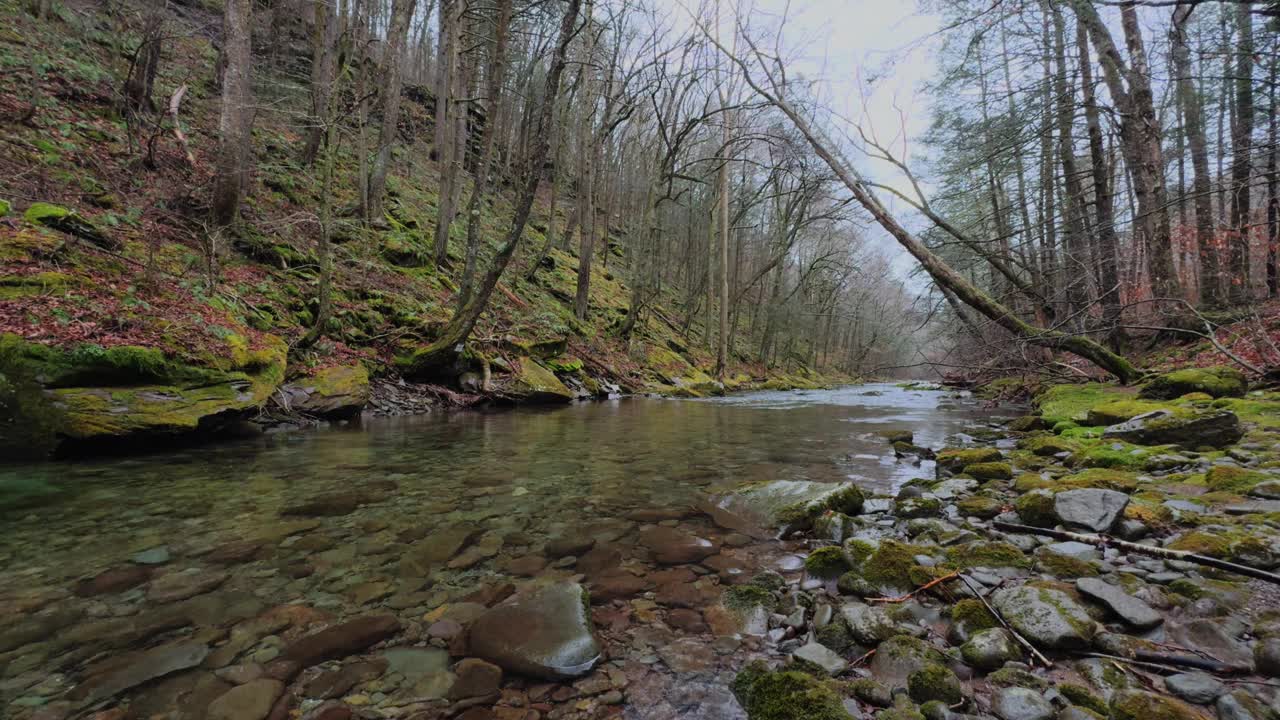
[0,198,10,217]
[1204,465,1268,492]
[956,496,1003,519]
[1086,399,1181,426]
[1140,367,1247,400]
[1035,550,1100,578]
[751,571,786,592]
[1109,690,1203,720]
[963,462,1012,480]
[894,496,942,519]
[815,620,855,653]
[1014,489,1056,527]
[1061,468,1140,491]
[946,541,1029,569]
[1166,579,1207,600]
[1167,531,1230,558]
[937,447,1003,471]
[730,662,854,720]
[1018,434,1075,456]
[950,599,997,632]
[826,485,866,515]
[1036,383,1130,426]
[861,540,930,590]
[987,666,1049,689]
[1008,415,1047,432]
[805,546,852,579]
[1014,473,1054,492]
[23,201,73,224]
[1059,685,1108,715]
[844,539,877,566]
[543,356,584,373]
[725,585,776,612]
[907,664,962,705]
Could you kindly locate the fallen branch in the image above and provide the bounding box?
[168,84,196,168]
[869,571,959,603]
[992,521,1280,586]
[1079,652,1250,676]
[956,573,1053,669]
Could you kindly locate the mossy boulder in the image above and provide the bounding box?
[956,495,1003,519]
[504,358,574,403]
[1167,531,1231,558]
[1204,466,1270,493]
[278,363,370,419]
[945,541,1030,569]
[707,480,864,535]
[963,462,1012,481]
[730,661,854,720]
[22,201,117,249]
[991,585,1097,650]
[1109,690,1204,720]
[937,447,1002,473]
[1018,434,1075,457]
[804,546,852,579]
[1087,399,1180,427]
[2,334,287,451]
[868,635,947,688]
[1139,367,1247,401]
[907,664,962,705]
[1015,490,1057,527]
[1036,383,1130,426]
[1103,409,1242,449]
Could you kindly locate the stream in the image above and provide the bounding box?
[0,383,1016,720]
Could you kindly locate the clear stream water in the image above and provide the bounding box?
[0,383,1016,719]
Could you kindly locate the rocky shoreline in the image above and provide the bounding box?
[2,372,1279,720]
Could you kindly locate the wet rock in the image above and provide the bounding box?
[206,540,264,565]
[448,658,503,700]
[384,647,453,698]
[506,555,547,576]
[1074,578,1162,630]
[1164,673,1224,704]
[657,637,716,674]
[1102,410,1242,449]
[959,628,1020,671]
[702,479,861,536]
[399,524,477,577]
[792,642,848,676]
[132,546,172,565]
[1256,638,1280,677]
[639,526,717,565]
[279,615,401,669]
[1250,481,1280,500]
[576,544,624,576]
[1053,490,1129,533]
[282,491,374,517]
[588,572,650,603]
[992,687,1053,720]
[1215,689,1273,720]
[1167,619,1254,669]
[74,566,152,597]
[545,535,595,558]
[668,608,708,633]
[206,678,284,720]
[301,701,353,720]
[869,635,946,688]
[72,640,209,704]
[148,569,229,603]
[840,602,897,645]
[991,585,1096,650]
[215,663,265,685]
[1110,689,1203,720]
[468,582,601,680]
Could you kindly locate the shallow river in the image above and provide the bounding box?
[0,383,1015,719]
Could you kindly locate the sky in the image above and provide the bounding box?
[651,0,948,288]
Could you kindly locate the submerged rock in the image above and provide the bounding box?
[639,526,717,565]
[71,640,209,704]
[701,480,864,537]
[206,678,283,720]
[468,582,601,680]
[279,615,402,669]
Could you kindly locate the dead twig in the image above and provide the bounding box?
[168,83,196,168]
[869,571,960,603]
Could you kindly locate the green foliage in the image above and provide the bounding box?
[730,662,853,720]
[0,337,65,460]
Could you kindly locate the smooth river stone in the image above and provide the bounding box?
[469,582,601,680]
[72,640,209,704]
[639,527,717,565]
[279,615,402,669]
[1075,578,1163,630]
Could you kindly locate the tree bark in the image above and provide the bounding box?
[1228,2,1253,304]
[365,0,417,220]
[211,0,254,227]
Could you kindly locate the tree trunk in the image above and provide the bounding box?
[404,0,582,379]
[302,0,337,165]
[432,0,463,267]
[211,0,254,227]
[365,0,417,220]
[1227,2,1253,304]
[1171,5,1221,306]
[1268,49,1278,298]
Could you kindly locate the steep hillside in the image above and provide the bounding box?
[0,0,844,457]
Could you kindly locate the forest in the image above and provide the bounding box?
[4,0,1280,720]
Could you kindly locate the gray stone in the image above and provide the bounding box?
[1256,638,1280,677]
[1250,481,1280,500]
[869,636,946,688]
[701,480,863,536]
[469,582,601,680]
[1075,578,1163,630]
[960,628,1020,670]
[1054,489,1129,532]
[991,585,1096,650]
[1167,619,1254,669]
[840,602,898,645]
[1044,541,1101,561]
[992,687,1054,720]
[131,546,171,565]
[1216,690,1273,720]
[1164,672,1224,704]
[792,642,849,676]
[1103,409,1242,449]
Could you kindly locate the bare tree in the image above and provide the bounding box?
[211,0,254,227]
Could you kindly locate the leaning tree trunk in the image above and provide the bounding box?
[717,34,1143,384]
[404,0,583,379]
[211,0,254,227]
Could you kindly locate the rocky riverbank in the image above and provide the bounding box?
[3,373,1278,720]
[729,367,1280,720]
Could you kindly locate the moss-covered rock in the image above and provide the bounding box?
[907,663,962,705]
[279,363,370,419]
[730,661,854,720]
[804,546,852,579]
[963,462,1012,480]
[1139,367,1247,400]
[1167,531,1230,558]
[1034,549,1100,578]
[950,598,997,633]
[1109,690,1203,720]
[1103,409,1243,449]
[946,541,1029,569]
[1036,383,1130,426]
[1018,434,1075,456]
[1087,399,1180,427]
[937,447,1003,472]
[956,495,1003,519]
[1015,489,1057,527]
[724,585,777,613]
[1204,466,1269,493]
[22,201,117,249]
[894,496,942,519]
[504,358,574,403]
[1059,685,1108,715]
